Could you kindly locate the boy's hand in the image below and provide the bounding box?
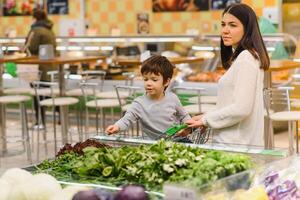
[105,125,119,135]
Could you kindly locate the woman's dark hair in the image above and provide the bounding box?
[141,55,175,84]
[221,3,270,71]
[33,8,47,21]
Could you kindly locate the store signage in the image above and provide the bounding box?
[47,0,68,15]
[163,184,197,200]
[59,19,85,36]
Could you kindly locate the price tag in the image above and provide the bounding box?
[163,184,197,200]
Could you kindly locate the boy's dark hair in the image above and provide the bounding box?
[33,8,47,21]
[141,55,175,84]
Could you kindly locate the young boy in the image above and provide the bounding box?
[105,55,191,140]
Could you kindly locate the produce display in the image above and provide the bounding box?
[0,168,149,200]
[114,185,149,200]
[35,140,252,192]
[256,157,300,200]
[201,156,300,200]
[72,188,113,200]
[56,139,111,157]
[0,168,89,200]
[72,185,149,200]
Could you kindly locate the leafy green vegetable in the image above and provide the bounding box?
[36,140,252,191]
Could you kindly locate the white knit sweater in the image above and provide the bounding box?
[203,50,264,147]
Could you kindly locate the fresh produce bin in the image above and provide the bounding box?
[23,136,288,199]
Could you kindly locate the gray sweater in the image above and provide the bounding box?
[115,92,191,139]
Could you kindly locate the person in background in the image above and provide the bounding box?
[24,8,57,127]
[185,3,270,147]
[105,55,191,141]
[25,8,56,81]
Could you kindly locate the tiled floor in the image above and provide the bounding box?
[0,115,295,174]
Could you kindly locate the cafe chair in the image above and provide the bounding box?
[114,85,143,138]
[264,86,300,155]
[4,67,43,131]
[80,82,120,138]
[0,94,32,163]
[67,70,125,139]
[31,81,79,161]
[4,84,33,95]
[172,86,216,116]
[66,70,106,97]
[96,72,136,99]
[27,70,62,97]
[66,70,108,139]
[47,70,70,83]
[3,64,39,95]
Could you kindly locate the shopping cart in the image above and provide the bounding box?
[160,124,211,144]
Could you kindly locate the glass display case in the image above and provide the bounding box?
[23,136,287,200]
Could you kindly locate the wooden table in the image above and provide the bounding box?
[0,56,33,154]
[116,56,204,66]
[264,60,300,150]
[13,56,106,145]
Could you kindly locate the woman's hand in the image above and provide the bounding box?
[185,115,204,128]
[105,125,119,135]
[191,115,203,121]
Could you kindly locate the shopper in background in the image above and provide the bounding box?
[185,3,270,147]
[25,8,56,81]
[24,8,57,126]
[105,55,191,141]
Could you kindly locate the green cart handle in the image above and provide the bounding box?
[165,124,188,136]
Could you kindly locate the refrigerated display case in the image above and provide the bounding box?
[23,136,288,200]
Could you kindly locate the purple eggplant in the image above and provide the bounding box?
[114,185,149,200]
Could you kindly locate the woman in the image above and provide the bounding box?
[186,3,269,147]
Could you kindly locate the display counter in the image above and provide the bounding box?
[21,136,287,200]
